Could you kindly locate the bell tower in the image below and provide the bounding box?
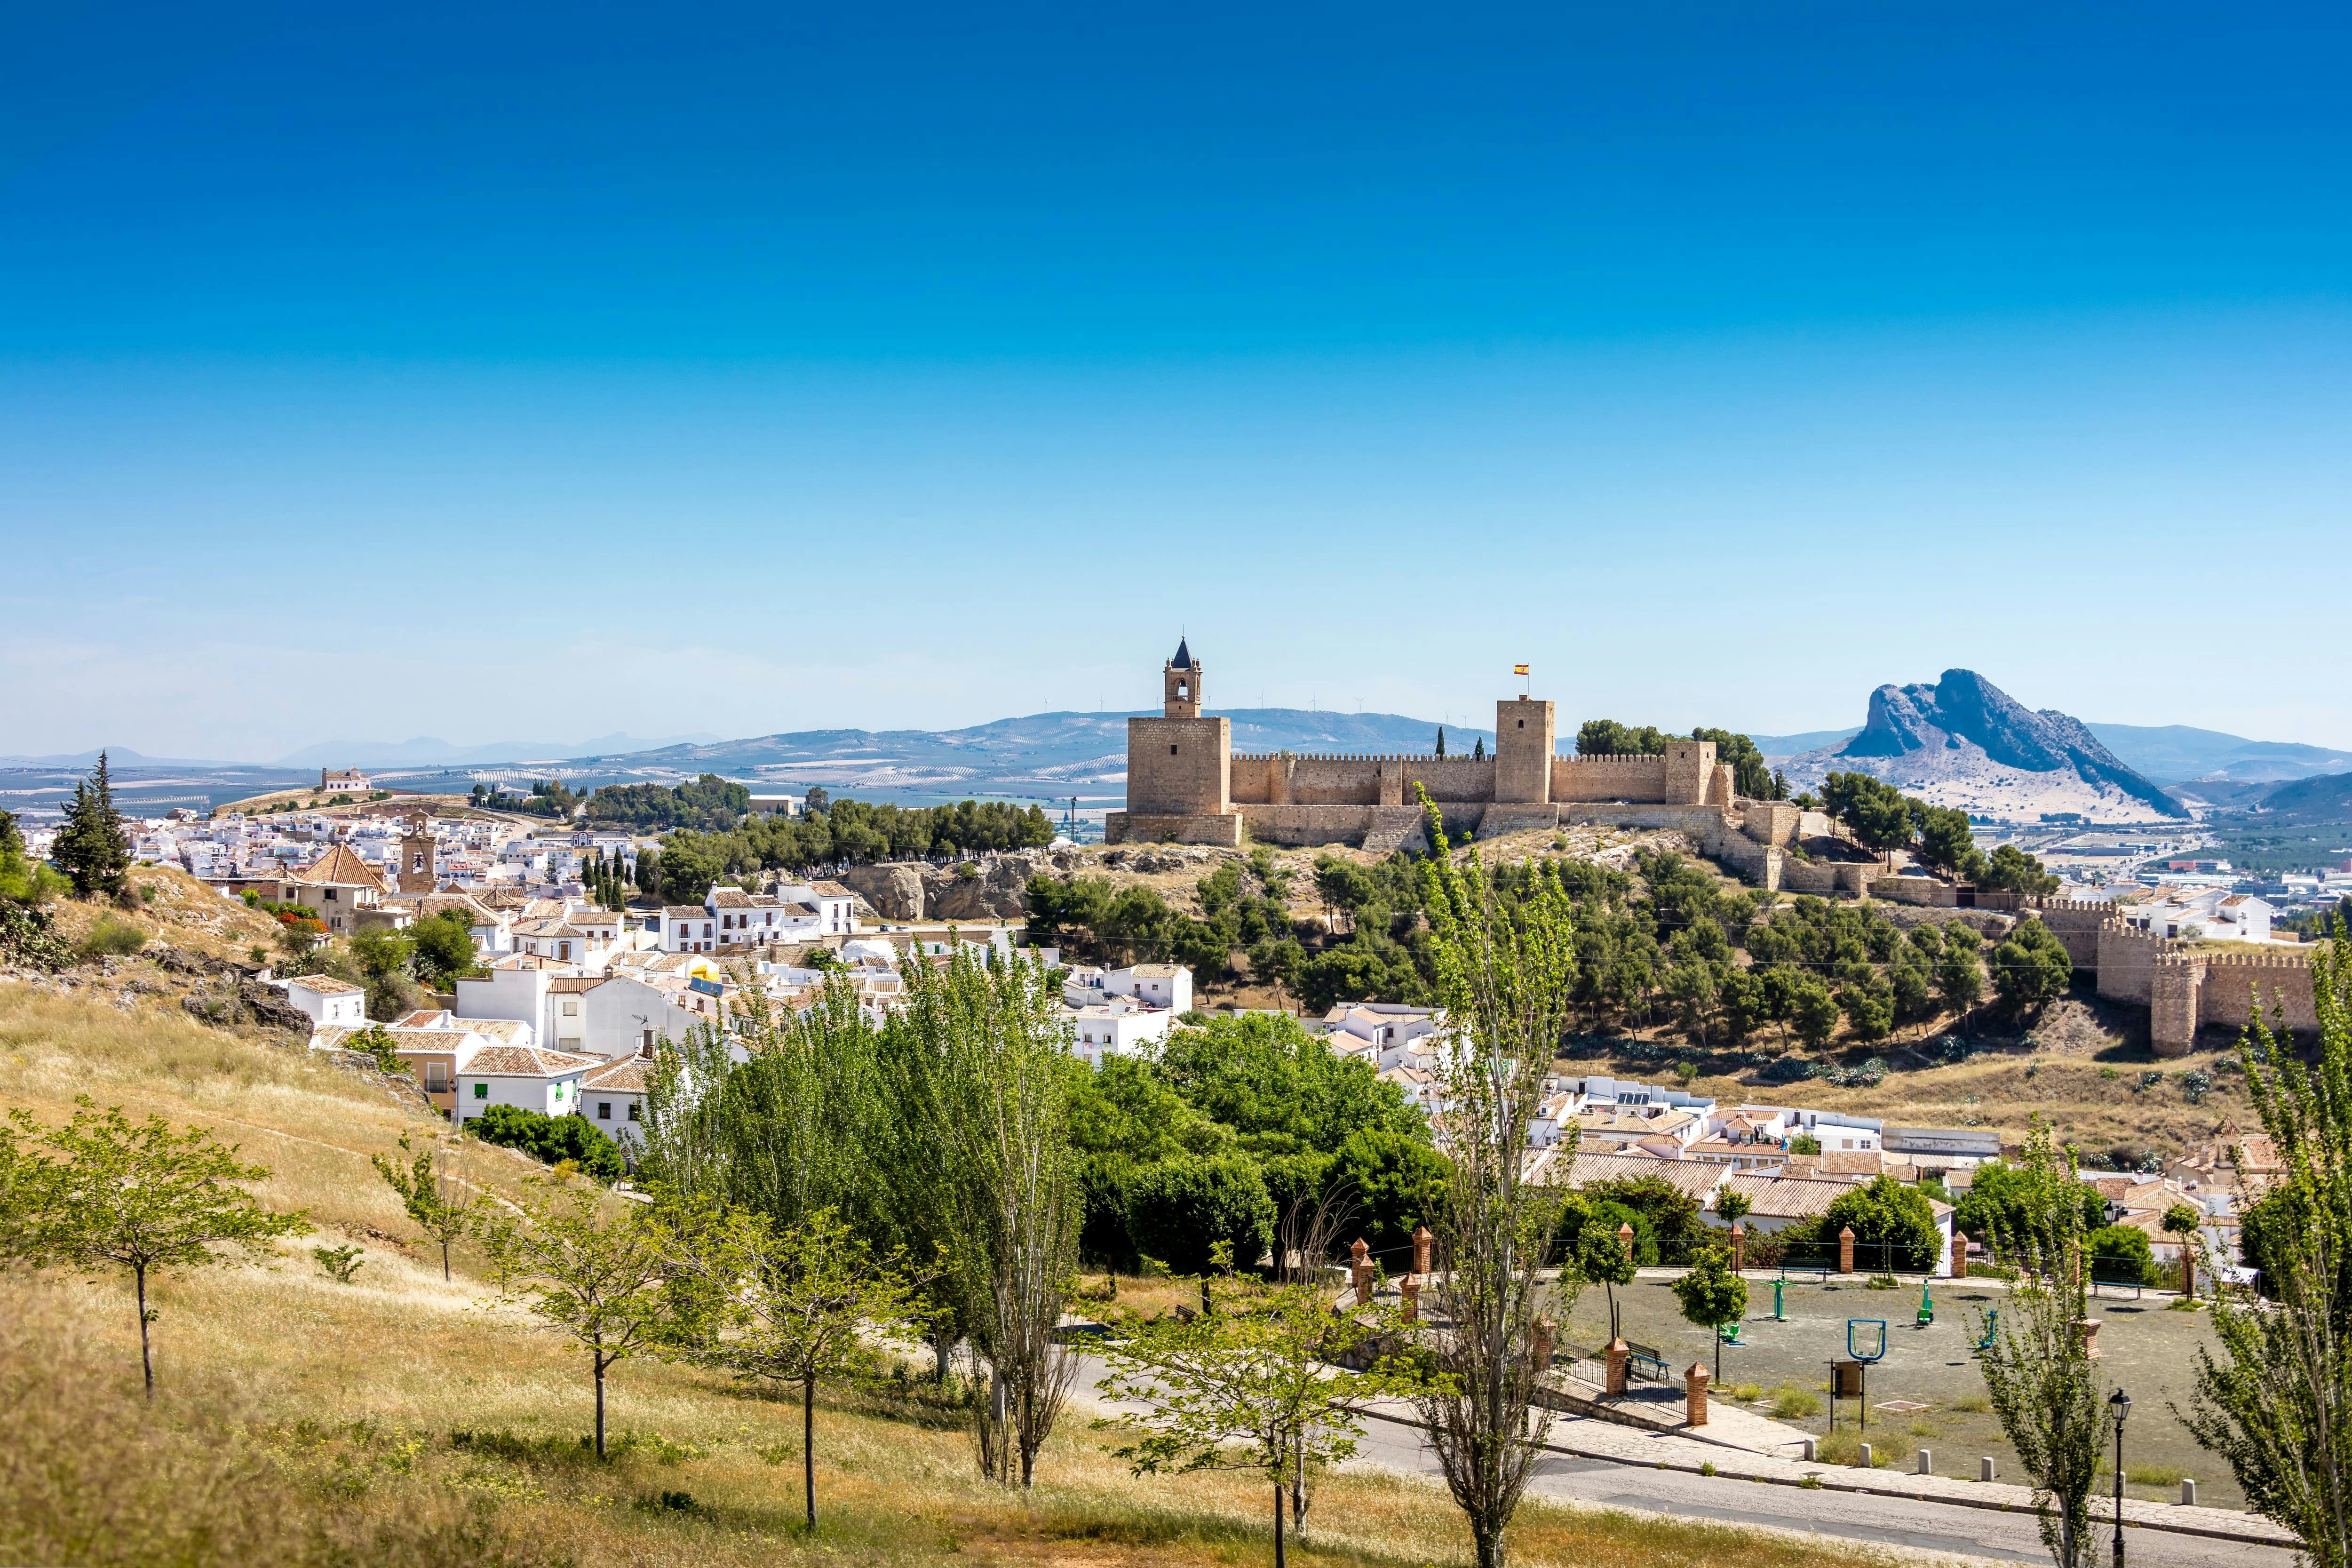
[1163,637,1202,718]
[398,813,437,895]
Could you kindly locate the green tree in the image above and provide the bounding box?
[1714,1188,1751,1227]
[1953,1144,2105,1261]
[1936,934,1985,1016]
[51,752,132,898]
[370,1131,480,1281]
[883,945,1082,1488]
[1096,1277,1417,1567]
[1821,771,1917,862]
[1154,1013,1423,1156]
[1979,844,2061,897]
[6,1098,311,1396]
[1323,1128,1450,1259]
[1974,1125,2106,1568]
[1122,1153,1276,1277]
[478,1176,675,1457]
[662,1202,929,1532]
[2182,945,2352,1566]
[2085,1223,2160,1287]
[407,909,482,987]
[1915,805,1982,879]
[0,807,68,904]
[1575,1222,1637,1344]
[1814,1176,1940,1274]
[1789,973,1841,1049]
[1839,972,1895,1042]
[1405,788,1581,1568]
[1671,1246,1749,1383]
[467,1103,627,1180]
[1992,920,2072,1019]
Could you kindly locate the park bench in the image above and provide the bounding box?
[1623,1341,1670,1381]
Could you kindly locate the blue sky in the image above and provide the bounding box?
[4,2,2349,760]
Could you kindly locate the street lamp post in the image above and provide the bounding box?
[2108,1387,2132,1568]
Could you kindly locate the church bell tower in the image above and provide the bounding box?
[1163,637,1202,718]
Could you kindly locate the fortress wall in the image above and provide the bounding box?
[1742,803,1802,847]
[1869,877,1960,907]
[1404,756,1497,802]
[1104,811,1243,848]
[2031,899,2114,970]
[2194,949,2317,1035]
[2096,922,2167,1005]
[1552,755,1670,803]
[1239,804,1429,852]
[1779,859,1875,896]
[1229,753,1493,806]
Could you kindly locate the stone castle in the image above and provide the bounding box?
[1108,640,1740,851]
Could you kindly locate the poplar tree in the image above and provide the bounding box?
[52,751,132,897]
[7,1098,312,1396]
[1406,786,1581,1568]
[2182,941,2352,1568]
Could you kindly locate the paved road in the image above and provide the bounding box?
[1068,1350,2294,1568]
[1344,1409,2297,1568]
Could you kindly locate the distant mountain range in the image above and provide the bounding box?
[1776,670,2190,822]
[273,732,725,768]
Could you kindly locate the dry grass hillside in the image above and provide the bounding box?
[0,979,1913,1568]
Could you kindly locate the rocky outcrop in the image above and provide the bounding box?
[928,856,1036,923]
[842,863,927,922]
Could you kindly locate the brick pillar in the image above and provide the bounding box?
[1605,1338,1629,1396]
[1350,1237,1374,1307]
[1532,1316,1554,1373]
[1839,1226,1856,1275]
[1618,1221,1636,1262]
[1952,1229,1969,1280]
[1731,1222,1745,1273]
[1413,1225,1434,1276]
[2073,1318,2103,1359]
[1398,1273,1420,1322]
[1684,1362,1710,1427]
[2181,1244,2195,1299]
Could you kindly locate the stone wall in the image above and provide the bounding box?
[1868,876,1961,908]
[2033,899,2114,970]
[1742,803,1802,847]
[2194,948,2319,1035]
[2072,910,2318,1056]
[1237,804,1429,852]
[1101,811,1243,848]
[1551,755,1669,802]
[1664,740,1717,805]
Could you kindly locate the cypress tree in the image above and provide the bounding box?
[1436,726,1446,757]
[53,751,132,897]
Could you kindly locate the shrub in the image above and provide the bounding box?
[2086,1224,2161,1287]
[466,1103,625,1180]
[78,915,149,960]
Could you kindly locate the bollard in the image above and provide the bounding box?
[1839,1225,1856,1274]
[1605,1338,1629,1396]
[2182,1479,2197,1506]
[1684,1361,1710,1428]
[1916,1449,1932,1476]
[1731,1222,1745,1273]
[1618,1220,1636,1262]
[1413,1224,1434,1276]
[1981,1457,1997,1483]
[1802,1438,1818,1462]
[1856,1443,1873,1469]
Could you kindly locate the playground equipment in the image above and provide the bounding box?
[1718,1320,1745,1348]
[1829,1320,1889,1430]
[1974,1308,2000,1353]
[1916,1279,1935,1327]
[1772,1278,1786,1321]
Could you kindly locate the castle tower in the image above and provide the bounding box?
[1106,638,1238,846]
[1494,695,1557,804]
[1164,637,1202,718]
[398,813,437,895]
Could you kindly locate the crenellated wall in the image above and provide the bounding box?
[2058,907,2320,1056]
[1551,754,1670,802]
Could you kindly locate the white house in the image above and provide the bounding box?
[582,1055,651,1151]
[452,953,573,1049]
[453,1044,603,1127]
[1065,996,1177,1068]
[1105,963,1192,1014]
[280,974,368,1032]
[1316,1002,1445,1059]
[775,880,860,936]
[702,887,821,950]
[274,843,388,936]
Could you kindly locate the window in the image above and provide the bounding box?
[425,1062,448,1092]
[562,998,579,1016]
[1517,719,1524,729]
[324,887,338,900]
[628,1102,640,1122]
[597,1101,612,1120]
[1170,744,1178,755]
[472,1082,487,1099]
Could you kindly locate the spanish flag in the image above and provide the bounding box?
[1513,663,1530,677]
